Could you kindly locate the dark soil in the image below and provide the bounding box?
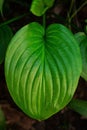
[0,0,87,130]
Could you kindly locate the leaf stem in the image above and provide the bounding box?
[70,1,87,21]
[43,13,46,30]
[67,0,75,29]
[0,13,28,27]
[68,0,75,16]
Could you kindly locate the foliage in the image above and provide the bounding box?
[75,32,87,81]
[69,99,87,117]
[0,0,87,123]
[30,0,55,16]
[5,22,82,120]
[0,25,13,64]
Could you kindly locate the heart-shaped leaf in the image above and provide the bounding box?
[30,0,55,16]
[5,22,82,120]
[0,25,13,64]
[75,32,87,81]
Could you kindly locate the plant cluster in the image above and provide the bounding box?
[0,0,87,128]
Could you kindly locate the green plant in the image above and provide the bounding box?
[68,26,87,116]
[0,0,87,122]
[30,0,55,16]
[75,31,87,81]
[5,21,82,120]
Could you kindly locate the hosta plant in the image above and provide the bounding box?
[30,0,55,16]
[5,21,82,120]
[3,0,87,121]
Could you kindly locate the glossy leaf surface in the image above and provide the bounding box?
[30,0,55,16]
[5,22,82,120]
[75,32,87,81]
[0,25,13,64]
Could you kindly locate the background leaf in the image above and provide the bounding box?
[0,0,4,14]
[75,32,87,81]
[30,0,55,16]
[69,99,87,117]
[0,25,13,64]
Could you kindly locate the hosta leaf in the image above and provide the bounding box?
[5,22,82,120]
[75,32,87,81]
[69,99,87,117]
[30,0,55,16]
[0,25,13,64]
[0,0,4,14]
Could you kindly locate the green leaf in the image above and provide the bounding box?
[69,99,87,117]
[75,32,87,81]
[0,25,13,64]
[0,0,4,14]
[5,22,82,120]
[30,0,55,16]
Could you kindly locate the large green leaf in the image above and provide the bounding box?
[30,0,55,16]
[0,0,4,14]
[75,32,87,81]
[5,22,82,120]
[0,25,13,64]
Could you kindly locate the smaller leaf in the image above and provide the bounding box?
[75,32,87,81]
[30,0,55,16]
[0,25,13,64]
[69,99,87,117]
[0,0,4,15]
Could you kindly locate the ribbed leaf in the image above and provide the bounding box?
[0,25,13,64]
[5,22,82,120]
[30,0,55,16]
[75,32,87,81]
[69,99,87,117]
